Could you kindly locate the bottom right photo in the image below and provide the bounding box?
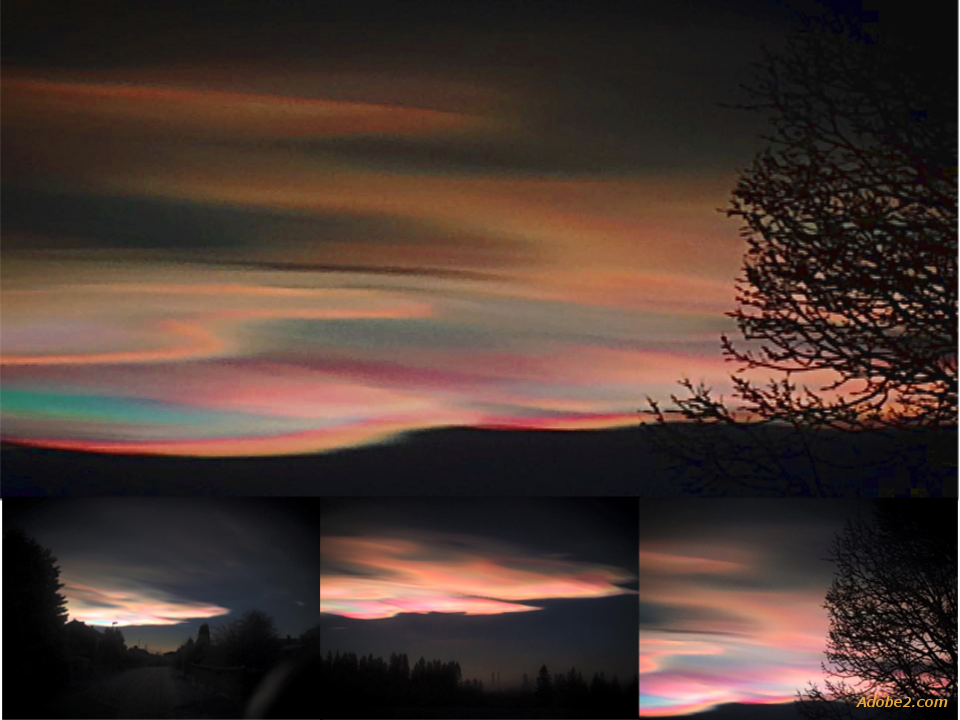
[636,499,956,719]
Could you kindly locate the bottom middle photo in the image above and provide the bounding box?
[319,497,640,719]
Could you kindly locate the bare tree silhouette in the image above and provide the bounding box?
[797,502,957,718]
[645,3,957,495]
[210,609,281,669]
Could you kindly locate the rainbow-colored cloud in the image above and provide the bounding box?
[637,543,829,716]
[321,533,636,620]
[62,576,230,627]
[2,65,743,457]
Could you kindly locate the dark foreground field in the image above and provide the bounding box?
[3,426,955,496]
[36,666,241,720]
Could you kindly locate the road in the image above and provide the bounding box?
[46,666,242,719]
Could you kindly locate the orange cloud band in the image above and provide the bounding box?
[2,76,482,139]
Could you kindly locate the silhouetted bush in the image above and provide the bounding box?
[98,627,127,670]
[195,622,212,665]
[65,619,101,663]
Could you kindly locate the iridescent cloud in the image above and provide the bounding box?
[321,533,635,619]
[1,261,734,455]
[61,576,230,627]
[637,543,829,716]
[2,75,485,140]
[2,65,748,456]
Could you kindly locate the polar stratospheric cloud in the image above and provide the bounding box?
[62,576,231,627]
[320,533,637,620]
[1,59,745,457]
[636,502,862,717]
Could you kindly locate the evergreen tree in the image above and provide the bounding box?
[520,672,531,693]
[535,664,553,705]
[195,622,212,664]
[2,527,71,716]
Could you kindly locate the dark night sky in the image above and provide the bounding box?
[320,498,639,688]
[3,499,320,653]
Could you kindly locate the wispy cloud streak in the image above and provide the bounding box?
[321,533,635,619]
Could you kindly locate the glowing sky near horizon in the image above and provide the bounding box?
[0,39,764,457]
[320,532,636,620]
[636,501,859,717]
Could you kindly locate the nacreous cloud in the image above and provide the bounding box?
[320,534,636,619]
[636,542,830,717]
[63,577,231,627]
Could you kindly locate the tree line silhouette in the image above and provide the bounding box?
[320,650,637,718]
[170,611,321,711]
[173,609,288,675]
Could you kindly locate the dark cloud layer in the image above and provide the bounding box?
[321,497,639,569]
[1,185,484,254]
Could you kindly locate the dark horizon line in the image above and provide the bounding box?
[6,421,954,459]
[4,423,955,497]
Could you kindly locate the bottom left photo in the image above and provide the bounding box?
[2,498,321,719]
